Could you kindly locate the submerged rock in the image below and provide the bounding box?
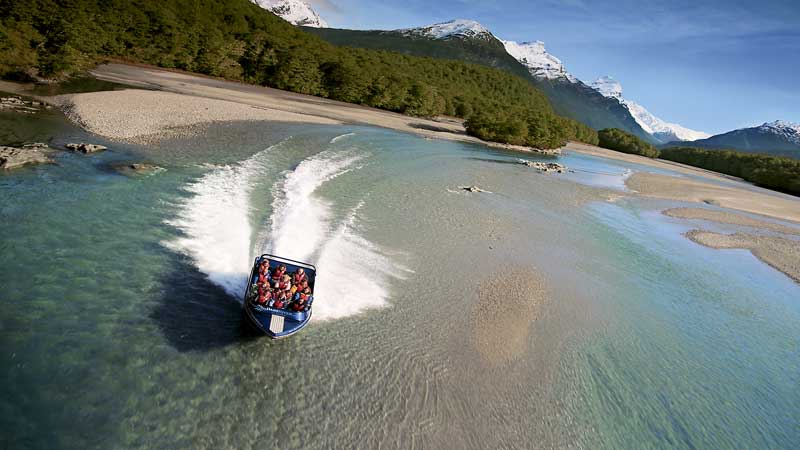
[517,159,566,173]
[0,144,53,170]
[66,143,108,153]
[112,162,164,175]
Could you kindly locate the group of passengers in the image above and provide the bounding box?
[252,259,313,312]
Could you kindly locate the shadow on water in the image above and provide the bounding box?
[150,256,258,352]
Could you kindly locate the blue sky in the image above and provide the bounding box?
[310,0,800,134]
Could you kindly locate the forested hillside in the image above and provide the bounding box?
[660,147,800,195]
[0,0,597,149]
[305,27,653,143]
[598,128,659,158]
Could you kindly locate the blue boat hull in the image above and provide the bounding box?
[243,303,312,339]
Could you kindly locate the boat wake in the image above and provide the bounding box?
[330,132,356,144]
[167,142,407,322]
[164,145,277,298]
[263,149,409,321]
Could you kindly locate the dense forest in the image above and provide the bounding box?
[597,128,659,158]
[0,0,597,149]
[660,147,800,195]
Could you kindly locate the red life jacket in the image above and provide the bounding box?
[291,301,305,312]
[293,273,306,285]
[257,295,267,305]
[273,299,285,309]
[258,273,268,284]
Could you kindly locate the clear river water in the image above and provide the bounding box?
[2,110,799,449]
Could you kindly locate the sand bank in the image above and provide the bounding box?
[75,64,503,147]
[473,267,548,366]
[664,207,800,235]
[685,230,800,283]
[626,172,800,223]
[51,89,340,142]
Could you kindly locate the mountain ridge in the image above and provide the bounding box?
[592,75,710,143]
[666,120,800,159]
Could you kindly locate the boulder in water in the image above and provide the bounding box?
[517,159,566,173]
[66,143,108,154]
[0,144,53,170]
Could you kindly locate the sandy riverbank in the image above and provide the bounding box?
[51,89,341,142]
[663,207,800,235]
[68,63,528,150]
[627,172,800,223]
[685,230,800,283]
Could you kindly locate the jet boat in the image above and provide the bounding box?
[243,254,315,339]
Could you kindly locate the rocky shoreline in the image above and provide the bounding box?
[0,96,50,114]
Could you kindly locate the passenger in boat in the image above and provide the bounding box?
[271,264,286,283]
[276,274,292,291]
[257,260,271,282]
[292,268,307,285]
[257,288,273,306]
[298,279,309,292]
[290,295,306,312]
[273,289,287,309]
[257,270,269,285]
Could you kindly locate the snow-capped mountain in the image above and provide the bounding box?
[398,19,495,40]
[592,76,710,142]
[680,120,800,158]
[758,120,800,146]
[501,40,577,82]
[252,0,327,28]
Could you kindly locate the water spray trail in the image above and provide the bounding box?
[164,146,274,297]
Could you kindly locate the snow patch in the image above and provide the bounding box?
[502,40,577,82]
[399,19,494,40]
[252,0,327,27]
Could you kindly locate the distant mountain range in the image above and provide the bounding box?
[666,121,800,158]
[258,5,798,158]
[591,76,710,143]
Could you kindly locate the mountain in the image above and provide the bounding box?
[306,20,654,142]
[307,24,530,79]
[592,76,710,143]
[497,39,653,142]
[669,120,800,159]
[397,19,495,41]
[252,0,327,27]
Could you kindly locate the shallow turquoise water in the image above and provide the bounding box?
[1,115,799,449]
